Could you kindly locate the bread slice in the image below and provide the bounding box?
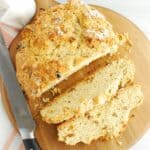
[57,84,143,145]
[40,59,135,124]
[16,0,129,98]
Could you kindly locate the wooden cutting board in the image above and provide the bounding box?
[1,0,150,149]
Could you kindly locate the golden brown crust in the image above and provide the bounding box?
[16,1,128,98]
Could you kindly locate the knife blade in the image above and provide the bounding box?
[0,31,40,150]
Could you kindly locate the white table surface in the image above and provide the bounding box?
[0,0,150,149]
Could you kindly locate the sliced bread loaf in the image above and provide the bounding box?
[40,59,135,124]
[57,84,143,145]
[16,0,129,98]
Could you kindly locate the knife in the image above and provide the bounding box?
[0,31,40,150]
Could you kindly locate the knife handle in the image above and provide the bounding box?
[23,138,40,150]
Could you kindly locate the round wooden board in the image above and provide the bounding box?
[1,2,150,150]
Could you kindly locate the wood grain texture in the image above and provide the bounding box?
[1,1,150,150]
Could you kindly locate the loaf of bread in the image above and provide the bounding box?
[16,0,129,98]
[40,59,135,124]
[57,84,143,145]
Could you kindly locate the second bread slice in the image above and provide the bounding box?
[40,59,135,124]
[57,84,143,145]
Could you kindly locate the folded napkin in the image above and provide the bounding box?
[0,0,35,149]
